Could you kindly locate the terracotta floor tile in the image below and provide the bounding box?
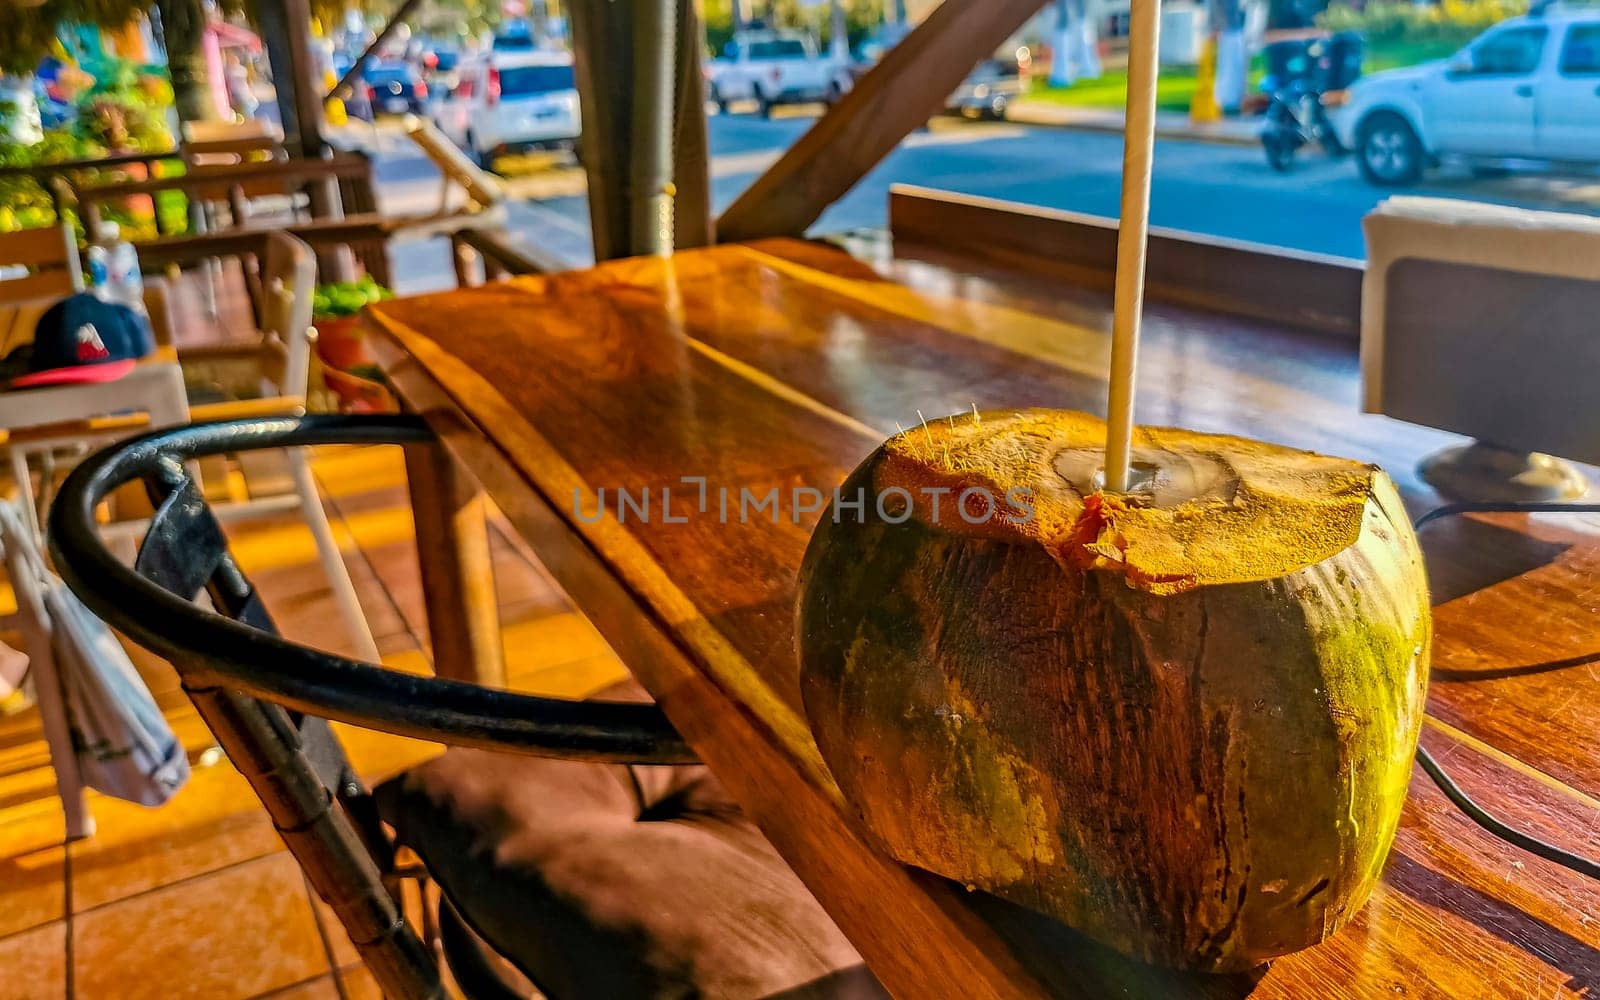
[73,852,329,999]
[377,627,422,657]
[0,730,52,793]
[508,653,631,701]
[345,540,429,644]
[309,447,409,501]
[336,962,386,1000]
[0,804,65,938]
[252,973,340,999]
[0,753,66,818]
[316,482,410,520]
[68,757,281,912]
[230,549,407,660]
[332,721,443,786]
[0,919,66,999]
[499,610,617,683]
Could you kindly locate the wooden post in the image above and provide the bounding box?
[630,0,677,257]
[259,0,356,280]
[569,0,701,259]
[258,0,326,160]
[404,440,506,687]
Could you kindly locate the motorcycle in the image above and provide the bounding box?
[1261,79,1344,172]
[1258,32,1362,172]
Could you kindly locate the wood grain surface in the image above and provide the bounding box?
[367,238,1600,999]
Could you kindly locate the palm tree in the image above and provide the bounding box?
[1049,0,1100,87]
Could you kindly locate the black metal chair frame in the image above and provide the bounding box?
[48,414,697,1000]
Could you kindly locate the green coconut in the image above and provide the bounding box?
[796,409,1430,973]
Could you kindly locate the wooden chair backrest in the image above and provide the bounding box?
[72,156,370,214]
[182,118,283,146]
[0,225,82,305]
[182,120,288,175]
[183,137,287,166]
[258,232,317,394]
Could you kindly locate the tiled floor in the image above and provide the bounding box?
[0,443,629,998]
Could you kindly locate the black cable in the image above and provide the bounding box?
[1414,741,1600,881]
[1412,499,1600,883]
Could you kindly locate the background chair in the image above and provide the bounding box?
[0,499,92,839]
[0,225,185,544]
[170,231,380,662]
[0,223,81,308]
[50,414,886,1000]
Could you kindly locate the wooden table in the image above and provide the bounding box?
[367,238,1600,999]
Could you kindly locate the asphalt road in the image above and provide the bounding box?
[364,109,1600,287]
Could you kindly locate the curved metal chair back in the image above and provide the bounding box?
[49,415,694,1000]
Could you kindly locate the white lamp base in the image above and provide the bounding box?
[1419,442,1589,503]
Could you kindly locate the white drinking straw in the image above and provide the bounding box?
[1104,0,1162,494]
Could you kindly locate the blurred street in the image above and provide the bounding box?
[356,109,1600,288]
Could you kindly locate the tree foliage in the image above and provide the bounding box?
[0,0,142,73]
[702,0,886,55]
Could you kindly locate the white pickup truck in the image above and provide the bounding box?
[1328,9,1600,185]
[707,30,851,116]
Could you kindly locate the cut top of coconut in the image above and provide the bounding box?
[874,409,1382,595]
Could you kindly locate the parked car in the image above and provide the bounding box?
[1327,8,1600,185]
[493,20,538,51]
[363,61,428,116]
[707,29,851,116]
[434,51,580,166]
[424,46,462,92]
[945,57,1028,120]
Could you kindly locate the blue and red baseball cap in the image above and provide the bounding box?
[9,293,153,389]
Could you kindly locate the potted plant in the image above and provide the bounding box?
[312,275,391,367]
[312,275,395,412]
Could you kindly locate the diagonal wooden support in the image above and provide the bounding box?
[327,0,425,102]
[716,0,1048,243]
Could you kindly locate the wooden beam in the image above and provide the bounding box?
[716,0,1047,243]
[888,185,1365,337]
[328,0,425,101]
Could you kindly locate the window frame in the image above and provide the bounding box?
[1455,24,1550,78]
[1558,22,1600,77]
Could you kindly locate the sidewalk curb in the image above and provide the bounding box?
[1007,105,1260,147]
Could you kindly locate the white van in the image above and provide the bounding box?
[434,50,580,165]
